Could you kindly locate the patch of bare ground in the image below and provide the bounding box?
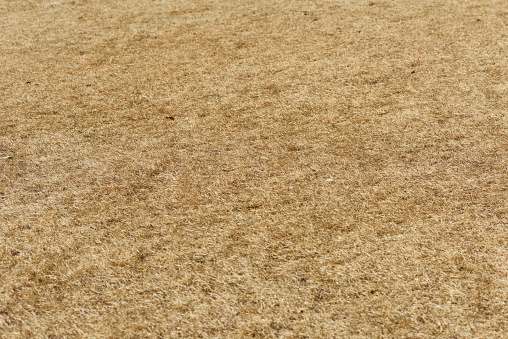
[1,0,507,337]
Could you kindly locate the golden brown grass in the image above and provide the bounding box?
[1,0,507,337]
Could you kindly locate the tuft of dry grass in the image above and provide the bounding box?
[1,0,507,337]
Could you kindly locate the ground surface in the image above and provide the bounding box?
[1,0,507,337]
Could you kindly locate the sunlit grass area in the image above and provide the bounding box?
[1,0,507,337]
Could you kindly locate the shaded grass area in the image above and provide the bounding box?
[1,0,507,337]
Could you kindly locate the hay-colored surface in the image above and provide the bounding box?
[1,0,507,337]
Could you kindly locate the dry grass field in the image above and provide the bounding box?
[1,0,507,337]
